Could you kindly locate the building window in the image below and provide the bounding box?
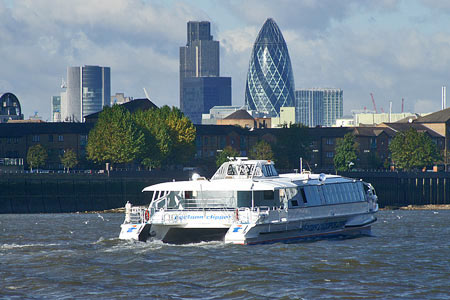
[370,138,377,148]
[32,135,40,142]
[48,135,53,142]
[326,152,334,158]
[326,138,334,145]
[58,135,64,142]
[80,135,87,146]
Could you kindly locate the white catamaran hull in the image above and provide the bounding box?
[129,203,377,245]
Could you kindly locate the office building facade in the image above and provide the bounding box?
[182,77,231,124]
[245,18,295,118]
[61,65,110,122]
[323,88,343,127]
[296,88,343,127]
[295,89,324,127]
[51,95,61,122]
[180,21,231,124]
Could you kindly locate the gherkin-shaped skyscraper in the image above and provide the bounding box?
[245,18,295,117]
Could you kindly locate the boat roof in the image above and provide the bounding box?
[142,177,298,192]
[142,173,356,193]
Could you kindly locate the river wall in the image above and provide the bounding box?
[0,171,189,214]
[2,171,450,213]
[341,171,450,208]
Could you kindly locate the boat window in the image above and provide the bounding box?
[264,190,274,200]
[184,191,193,199]
[299,188,307,203]
[227,165,237,175]
[291,200,299,207]
[318,185,327,205]
[357,181,365,201]
[254,166,263,177]
[262,164,278,177]
[304,186,321,206]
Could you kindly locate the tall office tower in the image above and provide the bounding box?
[295,88,343,127]
[323,88,343,127]
[295,89,324,127]
[180,21,231,124]
[245,18,295,118]
[61,65,111,122]
[51,95,61,122]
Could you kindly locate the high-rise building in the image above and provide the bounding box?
[180,21,231,124]
[295,88,343,127]
[245,18,295,118]
[0,92,23,123]
[51,95,61,122]
[323,88,343,127]
[61,65,110,122]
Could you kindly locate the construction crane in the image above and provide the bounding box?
[401,98,404,113]
[370,93,378,113]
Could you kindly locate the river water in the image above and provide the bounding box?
[1,210,449,299]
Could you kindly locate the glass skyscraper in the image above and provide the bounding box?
[62,65,110,122]
[295,89,324,127]
[245,18,295,117]
[295,88,343,127]
[180,21,231,124]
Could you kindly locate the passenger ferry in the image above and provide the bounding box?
[119,158,378,245]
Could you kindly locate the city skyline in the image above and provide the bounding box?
[1,0,450,120]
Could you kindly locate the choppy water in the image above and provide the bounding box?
[1,210,450,299]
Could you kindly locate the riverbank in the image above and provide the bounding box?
[383,204,450,210]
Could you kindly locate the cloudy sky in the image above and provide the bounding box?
[1,0,450,120]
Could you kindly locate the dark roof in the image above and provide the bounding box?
[195,124,256,136]
[413,108,450,123]
[223,110,254,120]
[353,127,395,137]
[395,114,419,123]
[0,122,93,137]
[382,123,443,137]
[85,98,157,121]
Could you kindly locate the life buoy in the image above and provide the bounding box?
[144,210,150,222]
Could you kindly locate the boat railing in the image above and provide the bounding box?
[150,195,237,211]
[124,206,146,224]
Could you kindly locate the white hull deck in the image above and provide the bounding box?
[120,202,377,245]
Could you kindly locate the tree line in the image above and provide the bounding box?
[334,129,441,171]
[26,105,196,171]
[25,108,442,173]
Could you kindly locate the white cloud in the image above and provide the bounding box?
[1,0,449,120]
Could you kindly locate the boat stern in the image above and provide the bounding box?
[119,223,151,242]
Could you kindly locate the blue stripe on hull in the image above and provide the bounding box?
[246,225,372,245]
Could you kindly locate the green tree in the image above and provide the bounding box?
[334,133,358,171]
[60,148,78,172]
[86,105,145,167]
[27,144,48,171]
[133,106,196,168]
[272,124,311,169]
[216,146,239,167]
[249,140,274,161]
[389,127,441,170]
